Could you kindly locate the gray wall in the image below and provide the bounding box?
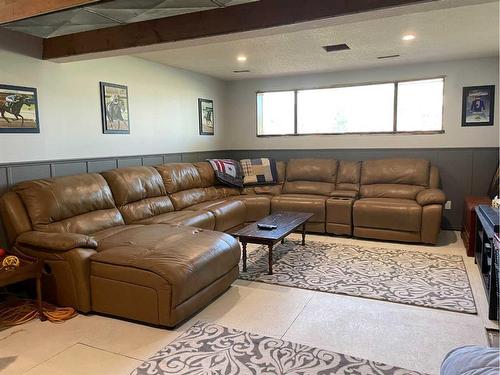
[225,147,499,230]
[0,147,497,248]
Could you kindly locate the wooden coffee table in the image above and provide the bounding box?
[232,212,314,275]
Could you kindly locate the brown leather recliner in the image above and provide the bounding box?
[353,159,445,244]
[271,159,338,233]
[0,172,240,327]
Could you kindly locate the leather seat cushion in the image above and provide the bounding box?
[354,198,422,232]
[233,195,271,222]
[185,199,246,231]
[271,194,327,222]
[133,210,215,230]
[91,224,240,307]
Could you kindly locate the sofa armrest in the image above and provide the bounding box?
[416,189,446,206]
[16,231,98,252]
[330,190,359,199]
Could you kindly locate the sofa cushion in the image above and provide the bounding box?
[361,159,430,187]
[15,174,123,234]
[271,194,328,223]
[336,160,361,191]
[240,158,278,185]
[133,210,215,230]
[283,159,337,196]
[101,167,175,224]
[155,163,203,194]
[354,198,422,232]
[91,224,240,308]
[360,184,425,200]
[186,199,246,231]
[193,162,216,187]
[232,195,271,222]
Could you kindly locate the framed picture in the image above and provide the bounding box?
[198,98,214,135]
[100,82,130,134]
[0,84,40,133]
[462,85,495,126]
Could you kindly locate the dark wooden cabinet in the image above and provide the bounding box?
[463,196,492,257]
[475,205,499,321]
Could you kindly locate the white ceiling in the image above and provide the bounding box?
[135,0,500,80]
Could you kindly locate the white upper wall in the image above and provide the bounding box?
[0,29,227,164]
[225,57,499,150]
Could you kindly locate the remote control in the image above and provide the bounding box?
[257,223,277,230]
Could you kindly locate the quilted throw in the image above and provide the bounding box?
[240,158,278,186]
[207,159,243,187]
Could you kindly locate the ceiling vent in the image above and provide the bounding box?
[377,54,401,59]
[322,43,350,52]
[233,69,251,73]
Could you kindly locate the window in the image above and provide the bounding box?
[256,78,444,136]
[297,83,395,134]
[396,78,444,131]
[256,91,295,135]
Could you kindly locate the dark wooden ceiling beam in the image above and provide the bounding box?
[43,0,434,60]
[0,0,101,24]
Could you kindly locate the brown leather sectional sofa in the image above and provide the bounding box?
[0,158,445,327]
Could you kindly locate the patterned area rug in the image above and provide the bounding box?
[132,321,423,375]
[239,240,476,314]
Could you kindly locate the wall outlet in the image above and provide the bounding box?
[445,200,452,210]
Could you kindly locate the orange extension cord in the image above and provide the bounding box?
[0,300,77,326]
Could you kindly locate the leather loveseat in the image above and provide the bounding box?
[0,158,445,327]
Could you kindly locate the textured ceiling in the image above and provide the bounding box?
[136,1,499,80]
[1,0,257,38]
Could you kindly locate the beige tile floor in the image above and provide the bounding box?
[0,230,497,375]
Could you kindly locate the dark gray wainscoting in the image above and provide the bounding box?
[0,151,225,248]
[224,147,499,231]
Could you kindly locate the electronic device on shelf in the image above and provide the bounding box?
[257,223,277,230]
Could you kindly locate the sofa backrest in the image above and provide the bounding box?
[154,162,239,210]
[336,160,362,192]
[0,191,33,245]
[283,159,337,196]
[14,174,124,234]
[101,166,175,224]
[360,159,430,199]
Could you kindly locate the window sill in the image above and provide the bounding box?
[256,130,445,137]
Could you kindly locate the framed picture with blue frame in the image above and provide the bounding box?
[0,84,40,133]
[462,85,495,127]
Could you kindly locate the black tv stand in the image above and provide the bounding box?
[475,205,499,321]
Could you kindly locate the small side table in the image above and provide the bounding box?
[0,257,45,321]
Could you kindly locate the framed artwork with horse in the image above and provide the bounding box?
[0,84,40,133]
[198,98,214,135]
[100,82,130,134]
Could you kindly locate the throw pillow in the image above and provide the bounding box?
[207,159,244,187]
[240,158,278,186]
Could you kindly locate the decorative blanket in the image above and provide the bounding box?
[207,159,243,187]
[240,158,278,185]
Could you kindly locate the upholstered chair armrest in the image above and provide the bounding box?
[330,190,359,199]
[16,231,98,252]
[416,189,446,206]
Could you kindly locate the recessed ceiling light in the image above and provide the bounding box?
[402,34,416,41]
[237,56,247,62]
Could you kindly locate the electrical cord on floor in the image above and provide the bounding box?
[0,299,77,326]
